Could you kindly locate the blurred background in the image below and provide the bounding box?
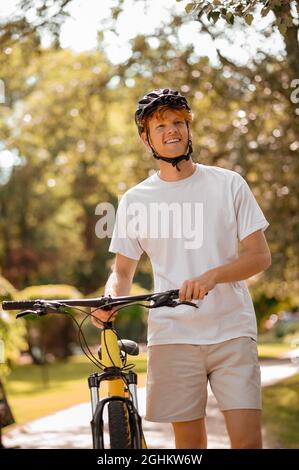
[0,0,298,448]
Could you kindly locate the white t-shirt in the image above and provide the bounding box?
[109,163,269,346]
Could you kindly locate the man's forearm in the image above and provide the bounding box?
[212,251,271,284]
[104,271,132,297]
[180,232,271,300]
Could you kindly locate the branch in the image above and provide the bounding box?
[0,0,72,49]
[269,1,299,80]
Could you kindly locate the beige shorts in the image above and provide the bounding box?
[145,337,261,423]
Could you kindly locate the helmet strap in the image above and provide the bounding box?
[146,123,193,172]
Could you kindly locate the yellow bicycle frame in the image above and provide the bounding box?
[101,328,125,397]
[100,326,147,448]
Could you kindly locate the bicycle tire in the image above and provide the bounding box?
[108,401,131,449]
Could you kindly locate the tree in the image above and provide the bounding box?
[0,0,72,50]
[1,0,298,301]
[0,274,26,379]
[0,40,154,292]
[15,284,83,361]
[173,0,299,292]
[178,1,299,94]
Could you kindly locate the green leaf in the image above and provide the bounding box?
[278,23,287,35]
[185,2,195,14]
[226,11,234,25]
[220,7,227,18]
[235,2,244,12]
[111,7,122,20]
[211,11,220,23]
[245,14,254,25]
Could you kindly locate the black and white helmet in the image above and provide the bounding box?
[135,88,191,135]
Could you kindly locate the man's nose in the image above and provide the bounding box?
[165,125,178,135]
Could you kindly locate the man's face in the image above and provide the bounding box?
[142,108,189,157]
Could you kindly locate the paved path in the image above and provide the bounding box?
[3,360,299,449]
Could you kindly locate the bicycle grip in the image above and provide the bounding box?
[2,300,37,310]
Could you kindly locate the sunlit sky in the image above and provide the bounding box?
[0,0,285,169]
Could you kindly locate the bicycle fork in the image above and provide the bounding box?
[88,327,146,448]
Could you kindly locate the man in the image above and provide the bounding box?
[93,88,271,449]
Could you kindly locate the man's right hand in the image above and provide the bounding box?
[91,306,117,328]
[91,254,137,328]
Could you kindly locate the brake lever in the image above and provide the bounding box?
[177,300,198,308]
[16,301,63,319]
[16,309,39,319]
[16,308,50,318]
[149,298,198,309]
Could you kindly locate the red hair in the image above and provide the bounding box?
[141,105,193,131]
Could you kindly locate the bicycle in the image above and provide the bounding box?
[2,289,197,449]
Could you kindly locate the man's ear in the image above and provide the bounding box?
[140,131,150,148]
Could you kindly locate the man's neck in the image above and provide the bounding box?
[157,159,196,182]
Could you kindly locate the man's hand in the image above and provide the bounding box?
[91,306,117,328]
[91,253,137,328]
[179,270,217,301]
[179,231,271,302]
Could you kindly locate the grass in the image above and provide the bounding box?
[257,342,292,359]
[262,373,299,448]
[5,353,147,427]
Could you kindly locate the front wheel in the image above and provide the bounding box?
[108,401,131,449]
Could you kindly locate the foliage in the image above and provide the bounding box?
[0,0,72,50]
[15,284,83,361]
[0,275,26,380]
[250,278,299,330]
[252,290,298,331]
[257,342,292,359]
[0,274,17,301]
[178,0,298,33]
[0,0,298,317]
[114,283,150,344]
[273,316,299,339]
[263,372,299,448]
[177,1,299,80]
[15,283,83,301]
[0,45,125,292]
[0,312,26,379]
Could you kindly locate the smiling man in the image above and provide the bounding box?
[93,88,271,449]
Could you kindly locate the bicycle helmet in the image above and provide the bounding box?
[135,88,193,171]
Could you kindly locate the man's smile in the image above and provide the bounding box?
[165,138,181,144]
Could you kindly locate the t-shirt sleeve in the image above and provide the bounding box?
[233,174,269,241]
[108,193,144,261]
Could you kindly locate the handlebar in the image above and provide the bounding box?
[2,289,201,318]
